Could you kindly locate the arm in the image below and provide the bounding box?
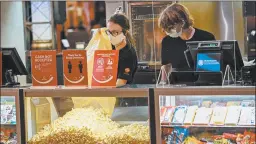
[116,79,127,87]
[161,38,170,66]
[161,38,172,82]
[116,51,137,87]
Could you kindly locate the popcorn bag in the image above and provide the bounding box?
[72,28,116,116]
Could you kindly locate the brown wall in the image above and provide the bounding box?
[179,1,246,56]
[179,1,220,40]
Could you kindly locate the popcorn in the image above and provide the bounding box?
[28,107,150,144]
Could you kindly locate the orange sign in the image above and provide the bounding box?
[91,50,119,87]
[31,50,57,86]
[63,50,88,87]
[0,51,2,86]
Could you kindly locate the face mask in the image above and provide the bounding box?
[166,28,182,38]
[109,33,125,46]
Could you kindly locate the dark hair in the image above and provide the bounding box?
[158,3,194,32]
[108,14,135,48]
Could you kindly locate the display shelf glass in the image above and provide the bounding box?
[154,86,256,144]
[1,96,17,125]
[0,88,21,144]
[162,125,256,128]
[24,86,152,144]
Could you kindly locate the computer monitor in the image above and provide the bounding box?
[186,40,244,73]
[66,31,90,49]
[1,48,28,86]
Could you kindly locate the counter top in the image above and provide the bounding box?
[2,85,255,97]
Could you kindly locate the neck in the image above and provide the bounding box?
[115,39,127,50]
[180,26,195,40]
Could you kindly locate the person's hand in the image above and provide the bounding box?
[244,59,255,66]
[116,79,127,87]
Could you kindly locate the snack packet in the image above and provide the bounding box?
[167,127,189,144]
[172,106,187,125]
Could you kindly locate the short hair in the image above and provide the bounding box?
[158,3,194,32]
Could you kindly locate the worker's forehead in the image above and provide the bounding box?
[107,21,122,31]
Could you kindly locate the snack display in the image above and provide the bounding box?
[225,106,241,125]
[163,129,256,144]
[241,100,255,107]
[244,130,255,144]
[202,101,212,108]
[161,94,255,144]
[160,107,168,123]
[210,107,227,125]
[162,106,175,124]
[211,102,227,108]
[183,106,198,125]
[167,127,189,144]
[226,101,241,106]
[238,107,255,126]
[0,104,16,125]
[28,107,149,144]
[172,106,187,125]
[183,136,204,144]
[0,128,17,144]
[193,108,213,125]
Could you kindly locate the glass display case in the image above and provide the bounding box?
[154,86,256,144]
[23,86,153,144]
[0,88,24,144]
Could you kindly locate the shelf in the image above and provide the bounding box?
[24,85,151,98]
[1,124,16,127]
[116,121,148,126]
[161,124,256,128]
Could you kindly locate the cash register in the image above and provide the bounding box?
[183,40,244,86]
[1,48,28,87]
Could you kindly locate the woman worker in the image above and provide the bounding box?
[158,3,216,83]
[107,12,139,106]
[106,13,138,87]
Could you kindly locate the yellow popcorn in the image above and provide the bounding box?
[28,107,150,144]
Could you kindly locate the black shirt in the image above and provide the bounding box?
[161,28,215,83]
[113,44,138,84]
[161,28,216,69]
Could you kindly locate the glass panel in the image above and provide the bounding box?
[159,95,255,143]
[130,2,171,63]
[31,24,52,41]
[30,1,51,22]
[242,2,256,86]
[246,16,256,61]
[25,95,150,143]
[0,96,17,143]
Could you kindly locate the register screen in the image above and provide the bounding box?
[196,53,221,72]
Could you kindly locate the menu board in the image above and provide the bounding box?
[63,50,88,87]
[31,50,57,86]
[91,50,119,87]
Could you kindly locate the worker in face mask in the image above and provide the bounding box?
[158,3,216,83]
[106,13,138,87]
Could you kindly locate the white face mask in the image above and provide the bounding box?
[109,33,125,46]
[166,28,182,38]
